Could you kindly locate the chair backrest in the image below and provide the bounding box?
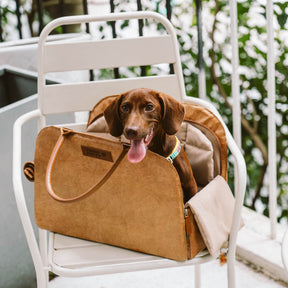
[37,12,186,118]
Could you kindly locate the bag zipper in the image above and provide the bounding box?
[184,208,192,258]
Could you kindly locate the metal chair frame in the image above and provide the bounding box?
[13,12,246,288]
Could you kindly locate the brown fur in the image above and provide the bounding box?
[104,88,197,202]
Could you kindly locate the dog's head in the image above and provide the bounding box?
[104,88,184,163]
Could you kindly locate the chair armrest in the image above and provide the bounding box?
[225,127,247,243]
[12,109,46,276]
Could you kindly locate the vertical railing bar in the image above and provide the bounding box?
[195,0,206,99]
[59,0,66,17]
[136,0,143,36]
[229,0,241,149]
[166,0,174,74]
[35,0,44,35]
[266,0,277,239]
[83,0,90,33]
[0,7,3,42]
[137,0,146,76]
[166,0,172,20]
[82,0,94,81]
[109,0,120,79]
[59,0,67,33]
[15,0,23,39]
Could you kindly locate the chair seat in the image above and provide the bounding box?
[50,233,212,277]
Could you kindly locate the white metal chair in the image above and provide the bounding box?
[13,12,246,288]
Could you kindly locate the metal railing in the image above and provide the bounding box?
[266,0,277,240]
[196,0,277,240]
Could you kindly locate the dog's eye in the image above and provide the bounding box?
[145,104,154,112]
[121,104,129,113]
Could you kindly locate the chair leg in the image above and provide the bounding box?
[227,254,236,288]
[38,229,49,288]
[194,265,201,288]
[36,270,49,288]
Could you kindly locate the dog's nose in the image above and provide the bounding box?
[125,127,138,139]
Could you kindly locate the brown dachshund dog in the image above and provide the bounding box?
[104,88,197,203]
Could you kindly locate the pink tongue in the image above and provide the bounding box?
[127,139,147,163]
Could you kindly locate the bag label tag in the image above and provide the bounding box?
[81,145,114,162]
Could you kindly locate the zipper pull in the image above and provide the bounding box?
[184,208,192,258]
[184,208,192,235]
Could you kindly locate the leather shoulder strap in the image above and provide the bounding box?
[45,127,127,202]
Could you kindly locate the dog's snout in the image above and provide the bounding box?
[125,127,138,139]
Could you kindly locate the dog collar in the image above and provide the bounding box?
[166,136,181,164]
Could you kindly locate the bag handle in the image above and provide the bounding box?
[45,127,127,203]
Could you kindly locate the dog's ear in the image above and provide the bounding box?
[104,95,124,137]
[157,92,185,135]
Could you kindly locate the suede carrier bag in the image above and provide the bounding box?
[25,96,237,261]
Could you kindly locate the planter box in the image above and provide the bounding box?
[0,66,56,108]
